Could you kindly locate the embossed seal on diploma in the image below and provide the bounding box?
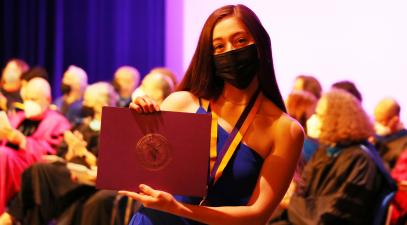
[136,133,172,171]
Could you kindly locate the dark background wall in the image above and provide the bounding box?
[0,0,165,98]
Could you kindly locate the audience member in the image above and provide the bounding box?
[0,59,29,112]
[20,66,49,83]
[373,97,407,170]
[270,89,393,225]
[149,67,178,87]
[390,150,407,225]
[19,66,49,99]
[0,78,71,214]
[0,82,118,225]
[292,75,322,99]
[113,66,140,107]
[332,80,363,102]
[131,68,175,105]
[53,65,88,125]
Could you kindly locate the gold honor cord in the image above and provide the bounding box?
[209,91,263,185]
[209,112,218,172]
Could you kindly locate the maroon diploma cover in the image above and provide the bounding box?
[96,107,211,197]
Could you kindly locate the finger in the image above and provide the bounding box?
[118,190,153,202]
[139,96,160,113]
[147,101,158,113]
[139,97,157,113]
[129,102,143,113]
[139,184,158,197]
[142,98,160,113]
[144,96,160,112]
[136,97,149,113]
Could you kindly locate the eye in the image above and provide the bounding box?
[213,43,225,54]
[234,37,249,47]
[213,43,224,50]
[237,37,247,43]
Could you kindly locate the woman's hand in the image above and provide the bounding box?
[119,184,177,213]
[129,96,160,113]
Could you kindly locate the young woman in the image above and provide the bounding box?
[122,4,304,225]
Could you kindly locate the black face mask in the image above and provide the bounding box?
[80,106,95,118]
[213,44,259,89]
[61,83,72,95]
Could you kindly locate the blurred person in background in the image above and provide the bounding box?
[292,75,322,100]
[0,78,71,214]
[390,149,407,225]
[18,66,49,107]
[131,68,176,105]
[331,80,363,102]
[149,67,178,88]
[53,65,88,125]
[0,59,29,113]
[113,66,140,107]
[270,89,394,225]
[0,82,118,225]
[373,97,407,170]
[20,66,48,84]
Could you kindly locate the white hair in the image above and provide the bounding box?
[65,65,88,91]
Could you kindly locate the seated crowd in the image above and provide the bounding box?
[0,59,176,225]
[0,58,406,225]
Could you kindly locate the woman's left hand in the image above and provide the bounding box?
[119,184,177,213]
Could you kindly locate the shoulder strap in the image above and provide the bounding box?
[198,97,202,107]
[198,98,210,112]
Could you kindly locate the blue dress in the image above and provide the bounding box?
[129,107,264,225]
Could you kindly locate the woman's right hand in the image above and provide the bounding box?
[129,96,160,113]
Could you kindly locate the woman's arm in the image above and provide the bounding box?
[120,115,304,225]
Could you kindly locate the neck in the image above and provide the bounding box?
[393,121,405,133]
[63,92,81,104]
[94,111,102,121]
[220,79,259,105]
[120,90,132,99]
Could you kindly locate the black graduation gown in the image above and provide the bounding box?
[7,123,117,225]
[270,143,384,225]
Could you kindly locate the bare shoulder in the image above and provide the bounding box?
[160,91,200,113]
[269,112,304,158]
[272,113,304,141]
[247,98,304,158]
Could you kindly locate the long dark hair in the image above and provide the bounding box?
[177,4,286,112]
